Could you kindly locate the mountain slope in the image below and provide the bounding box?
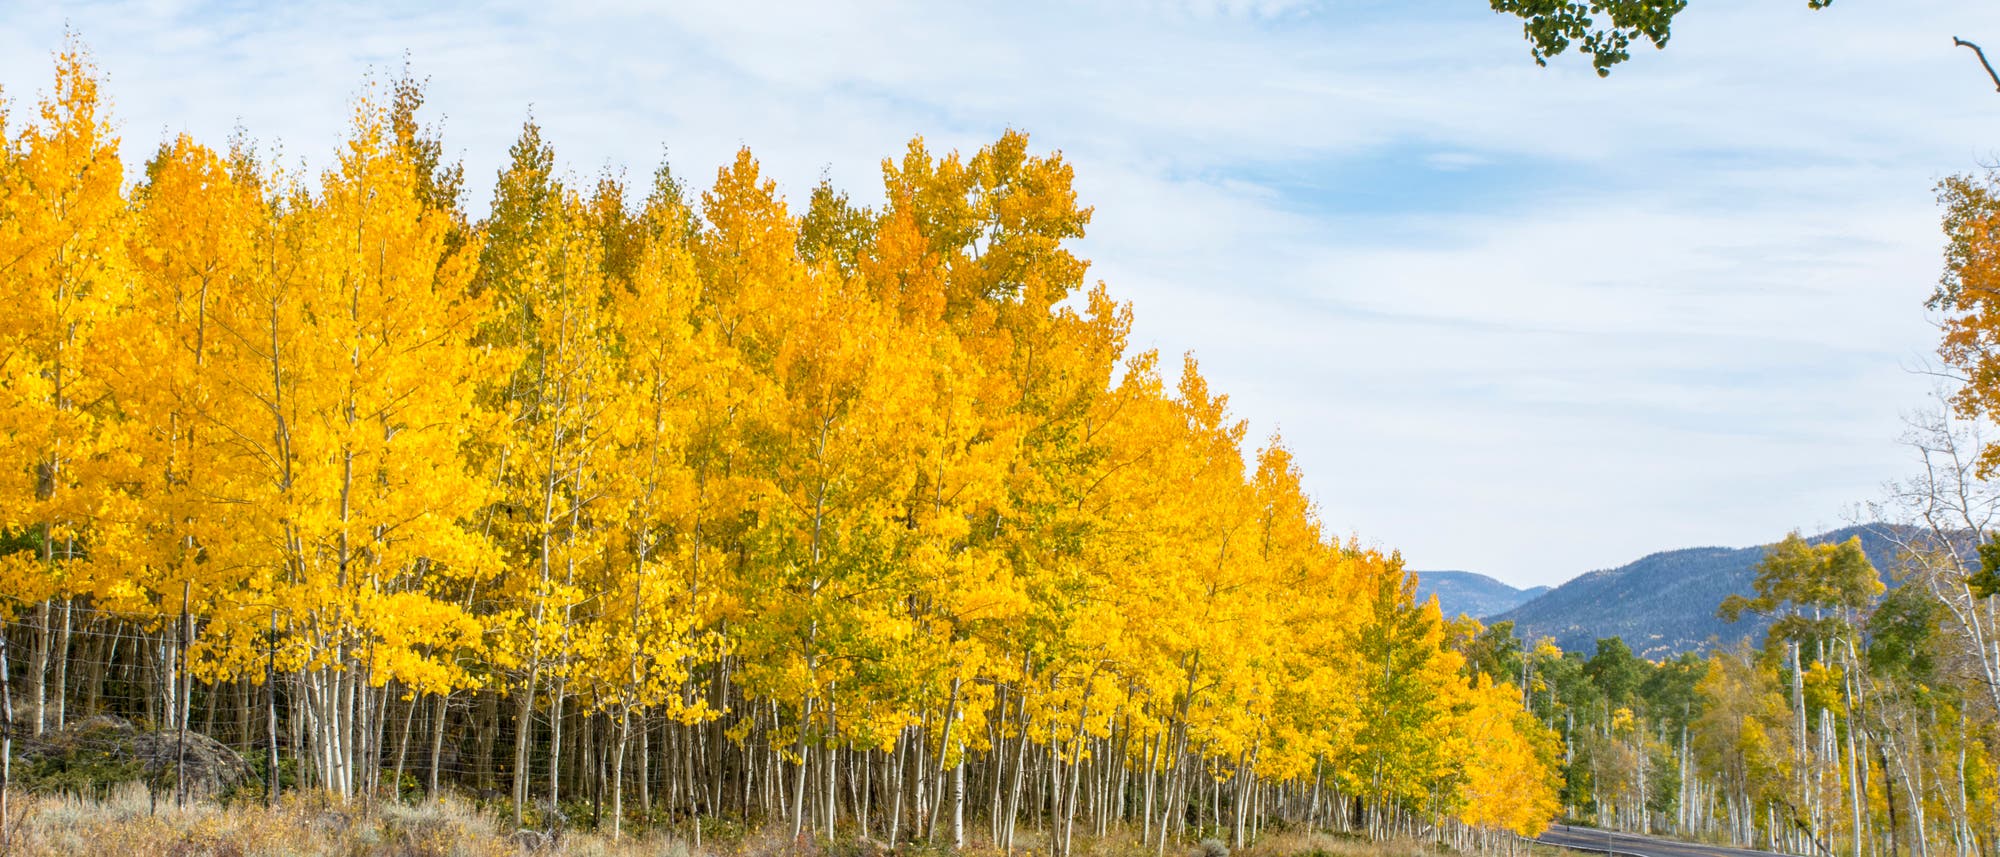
[1490,524,1916,659]
[1412,571,1550,620]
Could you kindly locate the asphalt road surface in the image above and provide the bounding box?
[1537,824,1796,857]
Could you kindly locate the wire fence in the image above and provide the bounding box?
[0,599,1285,844]
[0,600,1558,857]
[0,601,771,819]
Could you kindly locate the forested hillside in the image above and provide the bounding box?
[1475,515,2000,857]
[1411,571,1548,620]
[1492,525,1911,657]
[0,43,1561,851]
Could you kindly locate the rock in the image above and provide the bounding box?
[12,714,257,798]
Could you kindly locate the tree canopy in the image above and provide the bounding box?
[1490,1,1833,76]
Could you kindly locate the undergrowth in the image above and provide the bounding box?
[0,791,1503,857]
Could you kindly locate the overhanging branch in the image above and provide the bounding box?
[1955,37,2000,93]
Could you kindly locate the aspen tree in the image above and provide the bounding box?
[102,134,272,709]
[223,87,496,796]
[0,41,127,735]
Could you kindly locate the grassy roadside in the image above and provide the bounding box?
[0,788,1561,857]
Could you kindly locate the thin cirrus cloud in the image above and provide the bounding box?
[2,0,1996,586]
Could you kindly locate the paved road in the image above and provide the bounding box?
[1537,824,1796,857]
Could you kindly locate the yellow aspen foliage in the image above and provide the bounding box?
[0,41,1565,843]
[99,134,272,677]
[1693,647,1794,812]
[1937,172,2000,474]
[0,41,127,607]
[171,86,500,795]
[1450,676,1563,836]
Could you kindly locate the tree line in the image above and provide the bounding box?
[0,42,1561,849]
[1479,517,2000,857]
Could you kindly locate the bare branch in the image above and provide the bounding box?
[1955,37,2000,93]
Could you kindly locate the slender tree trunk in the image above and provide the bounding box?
[428,692,448,800]
[611,706,631,840]
[953,756,966,848]
[30,596,49,736]
[2,619,16,844]
[50,597,71,732]
[793,694,815,840]
[549,677,567,806]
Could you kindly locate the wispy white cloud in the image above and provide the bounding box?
[3,0,1994,585]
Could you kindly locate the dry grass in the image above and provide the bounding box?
[1230,829,1441,857]
[0,785,704,857]
[0,793,1482,857]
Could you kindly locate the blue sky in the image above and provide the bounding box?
[5,1,1997,587]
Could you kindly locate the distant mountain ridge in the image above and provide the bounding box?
[1411,571,1550,620]
[1487,524,1916,659]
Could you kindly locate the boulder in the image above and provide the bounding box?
[12,714,256,798]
